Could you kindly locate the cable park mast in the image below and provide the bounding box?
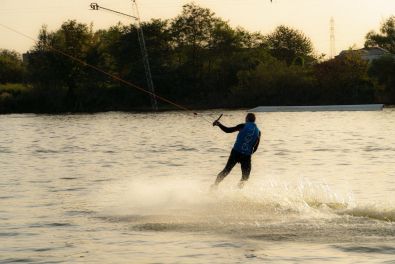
[90,1,158,111]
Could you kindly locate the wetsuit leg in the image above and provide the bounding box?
[240,155,251,182]
[215,150,238,185]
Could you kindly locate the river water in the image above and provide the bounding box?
[1,110,395,263]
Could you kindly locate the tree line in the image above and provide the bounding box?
[1,3,395,113]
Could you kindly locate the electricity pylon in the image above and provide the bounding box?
[330,17,336,59]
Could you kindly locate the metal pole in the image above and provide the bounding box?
[330,17,336,59]
[131,0,158,110]
[90,2,158,111]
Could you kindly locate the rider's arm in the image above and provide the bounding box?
[217,123,244,133]
[253,131,261,153]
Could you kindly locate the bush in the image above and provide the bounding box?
[231,58,317,106]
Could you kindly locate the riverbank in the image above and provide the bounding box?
[1,82,392,114]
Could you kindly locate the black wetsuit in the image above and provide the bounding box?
[215,123,261,185]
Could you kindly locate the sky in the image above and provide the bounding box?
[1,0,395,57]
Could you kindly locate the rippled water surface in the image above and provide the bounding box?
[1,110,395,263]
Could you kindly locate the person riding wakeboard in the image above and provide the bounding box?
[212,113,261,189]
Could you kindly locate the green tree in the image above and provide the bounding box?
[264,25,314,65]
[365,16,395,53]
[169,2,223,98]
[368,56,395,103]
[232,57,316,106]
[9,3,378,113]
[98,20,173,107]
[235,28,265,49]
[314,52,374,104]
[0,49,25,83]
[27,21,95,111]
[168,3,267,103]
[171,3,219,50]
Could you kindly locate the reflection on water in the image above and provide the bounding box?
[1,110,395,263]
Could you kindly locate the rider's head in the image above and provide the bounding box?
[245,113,256,123]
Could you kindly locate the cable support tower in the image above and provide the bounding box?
[90,1,158,111]
[131,0,158,111]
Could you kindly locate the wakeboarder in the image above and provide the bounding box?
[212,113,261,189]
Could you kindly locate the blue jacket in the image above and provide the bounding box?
[233,122,260,155]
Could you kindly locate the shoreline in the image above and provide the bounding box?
[1,105,393,115]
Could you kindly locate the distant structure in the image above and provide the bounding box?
[329,17,336,59]
[90,1,158,111]
[131,0,158,111]
[249,104,384,112]
[336,47,394,63]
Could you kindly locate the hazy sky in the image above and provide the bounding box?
[1,0,394,57]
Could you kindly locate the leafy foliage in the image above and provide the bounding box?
[264,25,314,65]
[314,53,375,104]
[369,56,395,103]
[365,16,395,53]
[0,49,25,84]
[1,3,394,113]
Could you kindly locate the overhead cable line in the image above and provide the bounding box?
[0,22,215,124]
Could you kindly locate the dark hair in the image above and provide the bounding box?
[246,113,256,122]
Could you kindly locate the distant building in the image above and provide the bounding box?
[336,47,394,63]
